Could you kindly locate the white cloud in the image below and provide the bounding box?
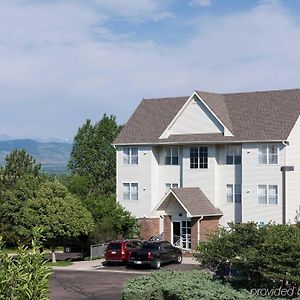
[189,0,212,7]
[93,0,174,22]
[0,0,300,139]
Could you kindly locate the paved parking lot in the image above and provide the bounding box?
[51,260,201,300]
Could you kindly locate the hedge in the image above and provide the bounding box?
[122,270,273,300]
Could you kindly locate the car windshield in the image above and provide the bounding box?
[107,243,122,250]
[142,242,159,250]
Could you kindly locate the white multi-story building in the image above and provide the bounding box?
[113,89,300,250]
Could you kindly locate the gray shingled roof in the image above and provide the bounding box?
[114,89,300,145]
[156,187,222,217]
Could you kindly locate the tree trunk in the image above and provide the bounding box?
[51,245,56,263]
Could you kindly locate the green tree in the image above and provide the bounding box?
[195,223,300,289]
[17,181,95,261]
[0,150,43,245]
[0,149,41,192]
[68,114,122,197]
[84,196,140,243]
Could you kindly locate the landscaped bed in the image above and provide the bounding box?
[122,270,272,300]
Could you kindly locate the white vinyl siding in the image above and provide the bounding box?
[258,145,278,165]
[123,183,138,200]
[123,147,138,165]
[258,184,278,205]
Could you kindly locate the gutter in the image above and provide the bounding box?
[113,139,286,147]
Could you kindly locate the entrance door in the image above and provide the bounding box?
[181,220,192,250]
[172,220,192,249]
[173,222,181,246]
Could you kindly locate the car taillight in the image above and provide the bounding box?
[148,252,153,260]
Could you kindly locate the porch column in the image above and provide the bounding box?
[191,217,200,250]
[163,215,171,243]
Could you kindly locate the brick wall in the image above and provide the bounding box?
[163,215,171,243]
[199,216,220,241]
[138,218,160,240]
[191,217,200,250]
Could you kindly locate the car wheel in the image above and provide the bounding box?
[176,254,182,264]
[64,247,71,253]
[153,259,161,269]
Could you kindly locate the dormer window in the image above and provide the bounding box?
[164,147,179,165]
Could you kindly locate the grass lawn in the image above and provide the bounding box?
[46,261,73,267]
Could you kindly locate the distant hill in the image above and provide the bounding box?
[0,139,72,174]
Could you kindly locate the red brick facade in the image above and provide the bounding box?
[138,218,160,240]
[191,217,200,250]
[199,216,220,241]
[138,215,219,250]
[163,215,172,243]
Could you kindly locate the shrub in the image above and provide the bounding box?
[122,270,272,300]
[0,228,52,300]
[194,223,300,289]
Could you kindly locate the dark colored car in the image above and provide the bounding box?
[104,240,143,264]
[128,241,182,269]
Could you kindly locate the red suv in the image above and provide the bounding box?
[104,240,142,264]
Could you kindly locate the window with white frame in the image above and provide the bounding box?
[165,183,179,193]
[258,185,278,205]
[190,147,208,169]
[226,145,242,165]
[164,147,179,165]
[226,184,242,203]
[123,147,138,165]
[123,183,138,200]
[258,145,278,165]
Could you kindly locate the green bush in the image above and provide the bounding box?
[0,228,52,300]
[194,223,300,289]
[122,270,272,300]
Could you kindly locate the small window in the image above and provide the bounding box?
[123,147,138,165]
[258,145,278,165]
[258,185,268,204]
[226,184,234,203]
[226,145,241,165]
[165,183,179,193]
[123,183,138,200]
[190,147,208,169]
[269,185,278,205]
[226,184,241,203]
[258,184,278,205]
[164,147,179,165]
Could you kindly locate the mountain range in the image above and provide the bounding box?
[0,139,72,174]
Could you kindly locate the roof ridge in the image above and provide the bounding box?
[142,96,188,101]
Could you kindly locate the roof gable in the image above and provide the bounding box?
[113,89,300,145]
[159,92,232,139]
[155,187,222,217]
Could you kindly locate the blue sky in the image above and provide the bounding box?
[1,0,300,140]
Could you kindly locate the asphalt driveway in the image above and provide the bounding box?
[51,261,200,300]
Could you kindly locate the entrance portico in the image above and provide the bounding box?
[155,188,222,250]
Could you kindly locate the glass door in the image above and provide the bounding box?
[181,220,191,249]
[173,222,181,246]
